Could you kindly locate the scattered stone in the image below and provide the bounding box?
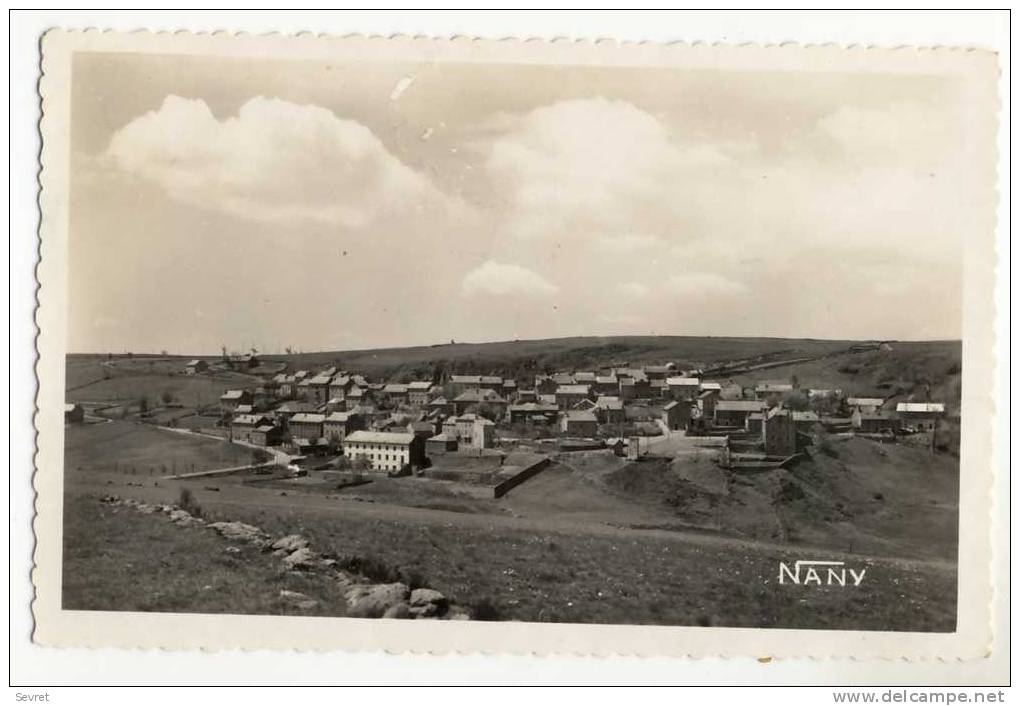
[408,588,449,618]
[279,590,318,610]
[446,610,471,621]
[346,583,410,619]
[224,546,241,555]
[136,503,156,514]
[208,521,268,545]
[382,602,412,620]
[334,573,357,590]
[271,534,310,554]
[282,547,319,570]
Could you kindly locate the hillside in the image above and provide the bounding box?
[582,436,959,562]
[729,341,962,414]
[234,336,874,381]
[67,336,963,417]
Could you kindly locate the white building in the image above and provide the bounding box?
[343,430,425,472]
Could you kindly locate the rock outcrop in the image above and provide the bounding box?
[98,494,470,620]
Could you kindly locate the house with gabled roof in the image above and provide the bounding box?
[231,413,272,443]
[323,411,365,444]
[507,402,559,425]
[714,399,766,427]
[755,381,794,404]
[219,389,252,414]
[452,388,507,417]
[289,412,326,441]
[852,409,899,433]
[661,400,689,431]
[595,396,625,424]
[561,410,598,437]
[184,359,208,375]
[895,402,945,431]
[406,381,435,407]
[667,377,702,401]
[846,397,885,413]
[555,384,591,410]
[643,364,672,380]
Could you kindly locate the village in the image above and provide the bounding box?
[63,348,950,496]
[60,338,963,630]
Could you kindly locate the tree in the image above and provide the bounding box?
[781,390,810,411]
[327,432,342,454]
[160,389,174,406]
[137,395,149,414]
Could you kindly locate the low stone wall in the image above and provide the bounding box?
[493,456,552,499]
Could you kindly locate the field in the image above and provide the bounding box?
[63,495,349,616]
[66,354,258,409]
[61,335,962,630]
[62,428,958,630]
[65,420,254,475]
[270,335,861,380]
[62,475,955,630]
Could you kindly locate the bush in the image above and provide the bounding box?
[818,439,839,458]
[397,568,428,590]
[336,554,399,584]
[178,487,202,517]
[471,597,503,621]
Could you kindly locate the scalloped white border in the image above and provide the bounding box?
[32,28,1000,660]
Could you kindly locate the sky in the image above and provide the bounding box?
[68,52,969,354]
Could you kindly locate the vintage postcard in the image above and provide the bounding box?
[34,29,999,659]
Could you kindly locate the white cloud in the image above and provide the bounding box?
[105,95,452,227]
[811,102,959,171]
[461,261,558,297]
[485,98,732,243]
[664,272,749,298]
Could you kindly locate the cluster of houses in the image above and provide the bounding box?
[209,359,947,473]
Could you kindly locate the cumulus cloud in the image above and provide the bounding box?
[105,95,453,227]
[485,98,733,244]
[811,102,960,171]
[461,261,558,297]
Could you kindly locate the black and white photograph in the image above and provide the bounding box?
[27,25,1000,668]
